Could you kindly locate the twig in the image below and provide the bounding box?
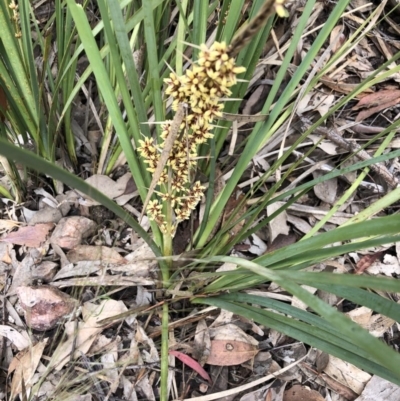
[300,117,398,189]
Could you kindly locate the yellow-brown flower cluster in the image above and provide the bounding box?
[139,41,245,236]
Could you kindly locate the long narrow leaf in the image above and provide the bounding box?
[0,139,162,260]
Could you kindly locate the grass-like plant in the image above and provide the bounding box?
[1,0,400,399]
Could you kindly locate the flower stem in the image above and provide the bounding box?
[160,302,169,401]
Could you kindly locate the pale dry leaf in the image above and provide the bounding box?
[32,260,58,282]
[346,306,373,328]
[193,319,211,364]
[101,338,119,394]
[17,285,78,331]
[8,250,39,296]
[136,325,159,363]
[52,275,154,287]
[114,173,138,205]
[324,355,371,395]
[9,338,48,400]
[5,298,25,327]
[122,376,139,401]
[291,285,317,310]
[267,202,290,243]
[355,375,400,401]
[216,262,237,272]
[297,92,313,114]
[316,93,335,116]
[242,85,267,115]
[367,314,395,337]
[247,234,267,256]
[367,254,400,276]
[77,174,126,206]
[135,285,152,307]
[240,380,286,401]
[1,223,54,248]
[308,134,339,155]
[0,219,21,232]
[329,25,345,53]
[210,309,234,328]
[67,245,127,264]
[0,242,12,264]
[53,261,100,280]
[64,396,92,401]
[88,334,114,356]
[136,375,156,401]
[28,207,62,225]
[35,187,58,208]
[0,325,30,350]
[312,171,338,204]
[120,242,157,274]
[396,242,400,265]
[49,299,127,371]
[286,214,313,234]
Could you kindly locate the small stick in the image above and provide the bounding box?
[300,117,398,189]
[140,103,186,222]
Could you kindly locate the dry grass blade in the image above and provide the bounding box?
[139,103,186,222]
[301,117,398,188]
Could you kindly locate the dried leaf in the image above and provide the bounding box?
[67,245,127,264]
[267,203,289,243]
[353,89,400,122]
[9,339,48,400]
[355,252,383,274]
[77,174,126,206]
[1,223,54,247]
[312,171,338,205]
[320,77,373,96]
[316,94,335,116]
[49,299,127,371]
[207,323,259,366]
[324,356,371,395]
[169,350,212,384]
[206,339,258,366]
[329,25,345,53]
[193,319,211,364]
[0,325,30,350]
[355,375,400,401]
[0,220,21,231]
[366,254,400,276]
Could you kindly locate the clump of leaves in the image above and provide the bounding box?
[2,0,400,400]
